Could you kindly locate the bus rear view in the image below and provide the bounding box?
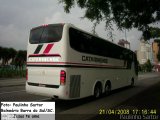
[26,23,138,100]
[26,24,69,99]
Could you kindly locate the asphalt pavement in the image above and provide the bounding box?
[0,78,25,87]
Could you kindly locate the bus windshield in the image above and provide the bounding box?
[29,24,63,44]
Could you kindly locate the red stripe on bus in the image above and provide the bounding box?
[28,54,61,57]
[43,44,54,54]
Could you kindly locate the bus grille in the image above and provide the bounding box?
[69,75,81,98]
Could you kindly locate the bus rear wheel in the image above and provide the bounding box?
[130,78,134,87]
[104,83,111,96]
[94,84,102,98]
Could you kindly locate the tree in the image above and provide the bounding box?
[141,59,153,72]
[1,47,10,65]
[14,50,27,70]
[8,48,17,63]
[145,59,152,72]
[143,27,160,40]
[0,47,17,66]
[0,46,2,61]
[59,0,160,39]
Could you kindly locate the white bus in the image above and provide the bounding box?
[26,23,138,100]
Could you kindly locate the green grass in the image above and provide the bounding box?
[0,68,26,78]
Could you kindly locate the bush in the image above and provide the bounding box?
[0,66,26,78]
[140,60,153,72]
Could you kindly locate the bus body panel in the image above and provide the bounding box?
[67,68,132,98]
[27,67,60,85]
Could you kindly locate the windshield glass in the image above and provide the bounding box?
[29,24,63,44]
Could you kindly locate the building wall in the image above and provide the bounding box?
[152,42,159,64]
[137,40,152,64]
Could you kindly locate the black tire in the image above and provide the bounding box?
[104,83,111,96]
[130,79,134,87]
[94,84,102,98]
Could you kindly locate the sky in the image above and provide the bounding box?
[0,0,143,51]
